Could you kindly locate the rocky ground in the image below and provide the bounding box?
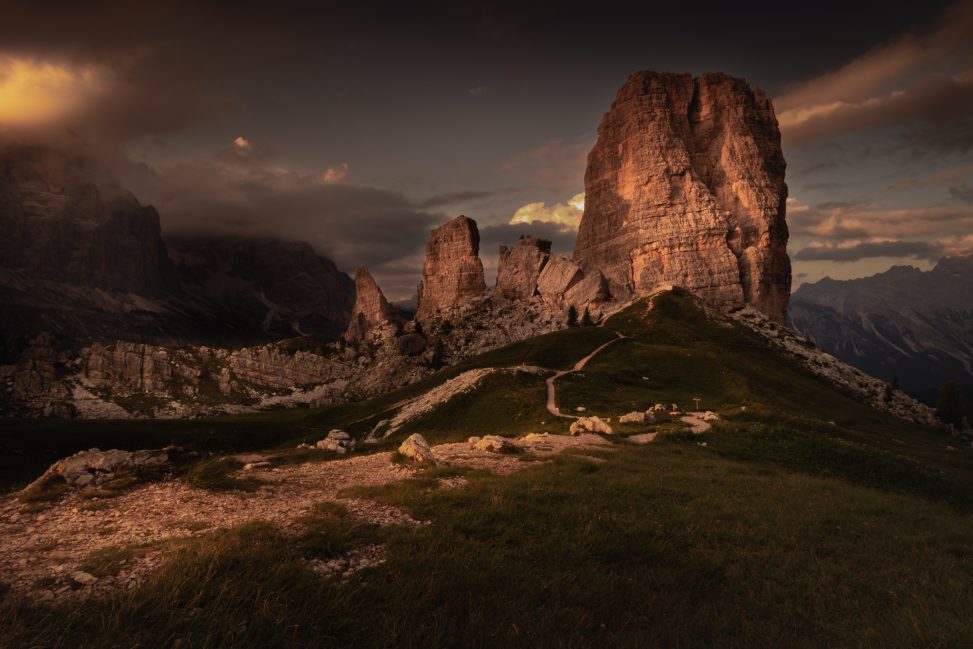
[729,307,941,426]
[0,433,614,603]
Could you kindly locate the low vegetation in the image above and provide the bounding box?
[2,291,971,647]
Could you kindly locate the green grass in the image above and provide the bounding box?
[2,291,973,646]
[0,321,618,493]
[3,440,971,648]
[395,371,567,443]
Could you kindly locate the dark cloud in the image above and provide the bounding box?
[951,183,973,204]
[783,74,973,148]
[417,190,498,209]
[794,240,943,262]
[803,181,846,191]
[898,116,973,157]
[815,200,866,210]
[777,1,973,150]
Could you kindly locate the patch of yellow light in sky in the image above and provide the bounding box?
[509,192,585,228]
[233,136,251,149]
[0,56,106,125]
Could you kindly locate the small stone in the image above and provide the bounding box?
[72,571,97,586]
[619,411,645,424]
[472,435,515,453]
[242,461,271,471]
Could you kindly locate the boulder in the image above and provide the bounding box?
[563,271,609,308]
[573,71,791,322]
[468,435,516,453]
[569,416,613,435]
[537,255,584,300]
[398,433,435,464]
[315,429,356,454]
[619,411,645,424]
[23,447,173,494]
[496,235,551,298]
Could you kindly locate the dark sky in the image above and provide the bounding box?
[1,0,971,299]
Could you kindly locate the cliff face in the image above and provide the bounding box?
[416,215,486,322]
[0,143,356,356]
[573,71,791,323]
[0,144,177,296]
[345,267,396,341]
[167,237,355,341]
[496,235,552,299]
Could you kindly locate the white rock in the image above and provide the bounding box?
[472,435,515,453]
[569,416,613,435]
[521,432,551,443]
[619,411,645,424]
[575,406,586,412]
[398,433,435,464]
[242,461,271,471]
[72,571,97,586]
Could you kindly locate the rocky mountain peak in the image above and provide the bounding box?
[415,215,486,322]
[496,235,552,299]
[345,267,396,341]
[0,143,178,297]
[573,70,791,323]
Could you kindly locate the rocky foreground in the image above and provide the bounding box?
[0,433,615,602]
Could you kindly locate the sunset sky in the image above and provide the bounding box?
[1,0,971,300]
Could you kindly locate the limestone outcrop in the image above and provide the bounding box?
[416,216,486,322]
[496,235,551,299]
[345,267,396,341]
[537,256,584,301]
[573,71,791,323]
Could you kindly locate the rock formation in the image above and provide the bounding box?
[345,267,395,341]
[496,235,551,299]
[573,71,791,323]
[168,236,354,341]
[0,143,178,297]
[536,256,584,302]
[416,215,486,322]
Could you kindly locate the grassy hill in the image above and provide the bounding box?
[2,291,972,647]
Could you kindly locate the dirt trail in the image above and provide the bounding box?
[545,331,626,418]
[0,434,611,601]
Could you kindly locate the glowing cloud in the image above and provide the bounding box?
[233,136,251,150]
[0,55,108,126]
[509,192,584,228]
[322,162,349,184]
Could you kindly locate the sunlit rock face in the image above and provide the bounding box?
[496,235,552,299]
[345,266,396,341]
[416,215,486,322]
[573,71,791,323]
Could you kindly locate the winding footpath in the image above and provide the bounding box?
[545,331,627,418]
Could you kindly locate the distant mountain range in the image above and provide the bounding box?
[0,143,354,361]
[789,257,973,417]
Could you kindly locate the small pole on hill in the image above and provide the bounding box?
[692,395,701,412]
